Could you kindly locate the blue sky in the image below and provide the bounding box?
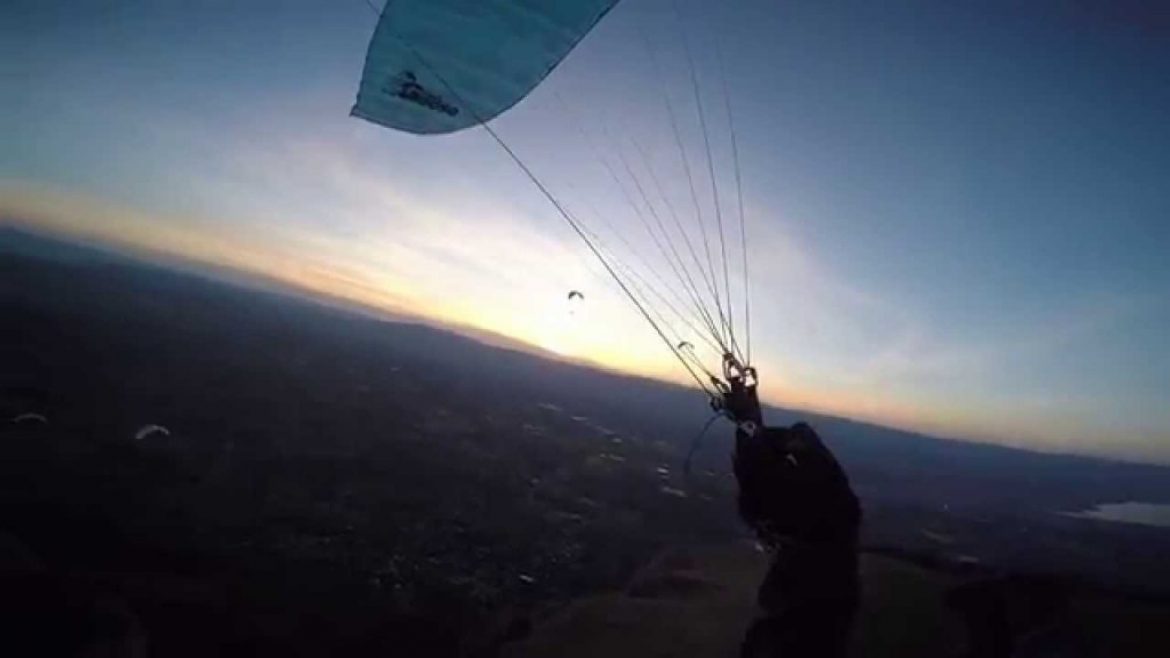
[3,0,1168,461]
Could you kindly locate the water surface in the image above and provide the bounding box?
[1067,502,1170,528]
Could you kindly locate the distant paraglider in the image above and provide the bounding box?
[134,424,171,441]
[567,290,585,316]
[11,413,48,425]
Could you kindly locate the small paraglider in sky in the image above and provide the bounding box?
[11,412,48,425]
[134,424,171,441]
[567,290,585,315]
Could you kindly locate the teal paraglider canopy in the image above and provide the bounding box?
[350,0,762,428]
[352,0,621,135]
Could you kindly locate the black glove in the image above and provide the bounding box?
[720,371,763,427]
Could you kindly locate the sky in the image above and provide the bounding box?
[3,0,1168,462]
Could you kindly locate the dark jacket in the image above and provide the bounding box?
[734,423,861,658]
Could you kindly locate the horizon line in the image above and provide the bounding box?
[4,219,1166,468]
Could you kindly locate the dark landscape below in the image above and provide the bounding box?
[3,226,1169,657]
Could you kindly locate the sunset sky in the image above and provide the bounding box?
[4,0,1168,461]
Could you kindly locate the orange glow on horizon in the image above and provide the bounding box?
[1,181,686,383]
[6,181,1162,463]
[0,182,1010,433]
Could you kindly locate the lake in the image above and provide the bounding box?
[1067,502,1170,528]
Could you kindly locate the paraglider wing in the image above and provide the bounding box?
[352,0,620,134]
[567,290,585,315]
[134,424,171,441]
